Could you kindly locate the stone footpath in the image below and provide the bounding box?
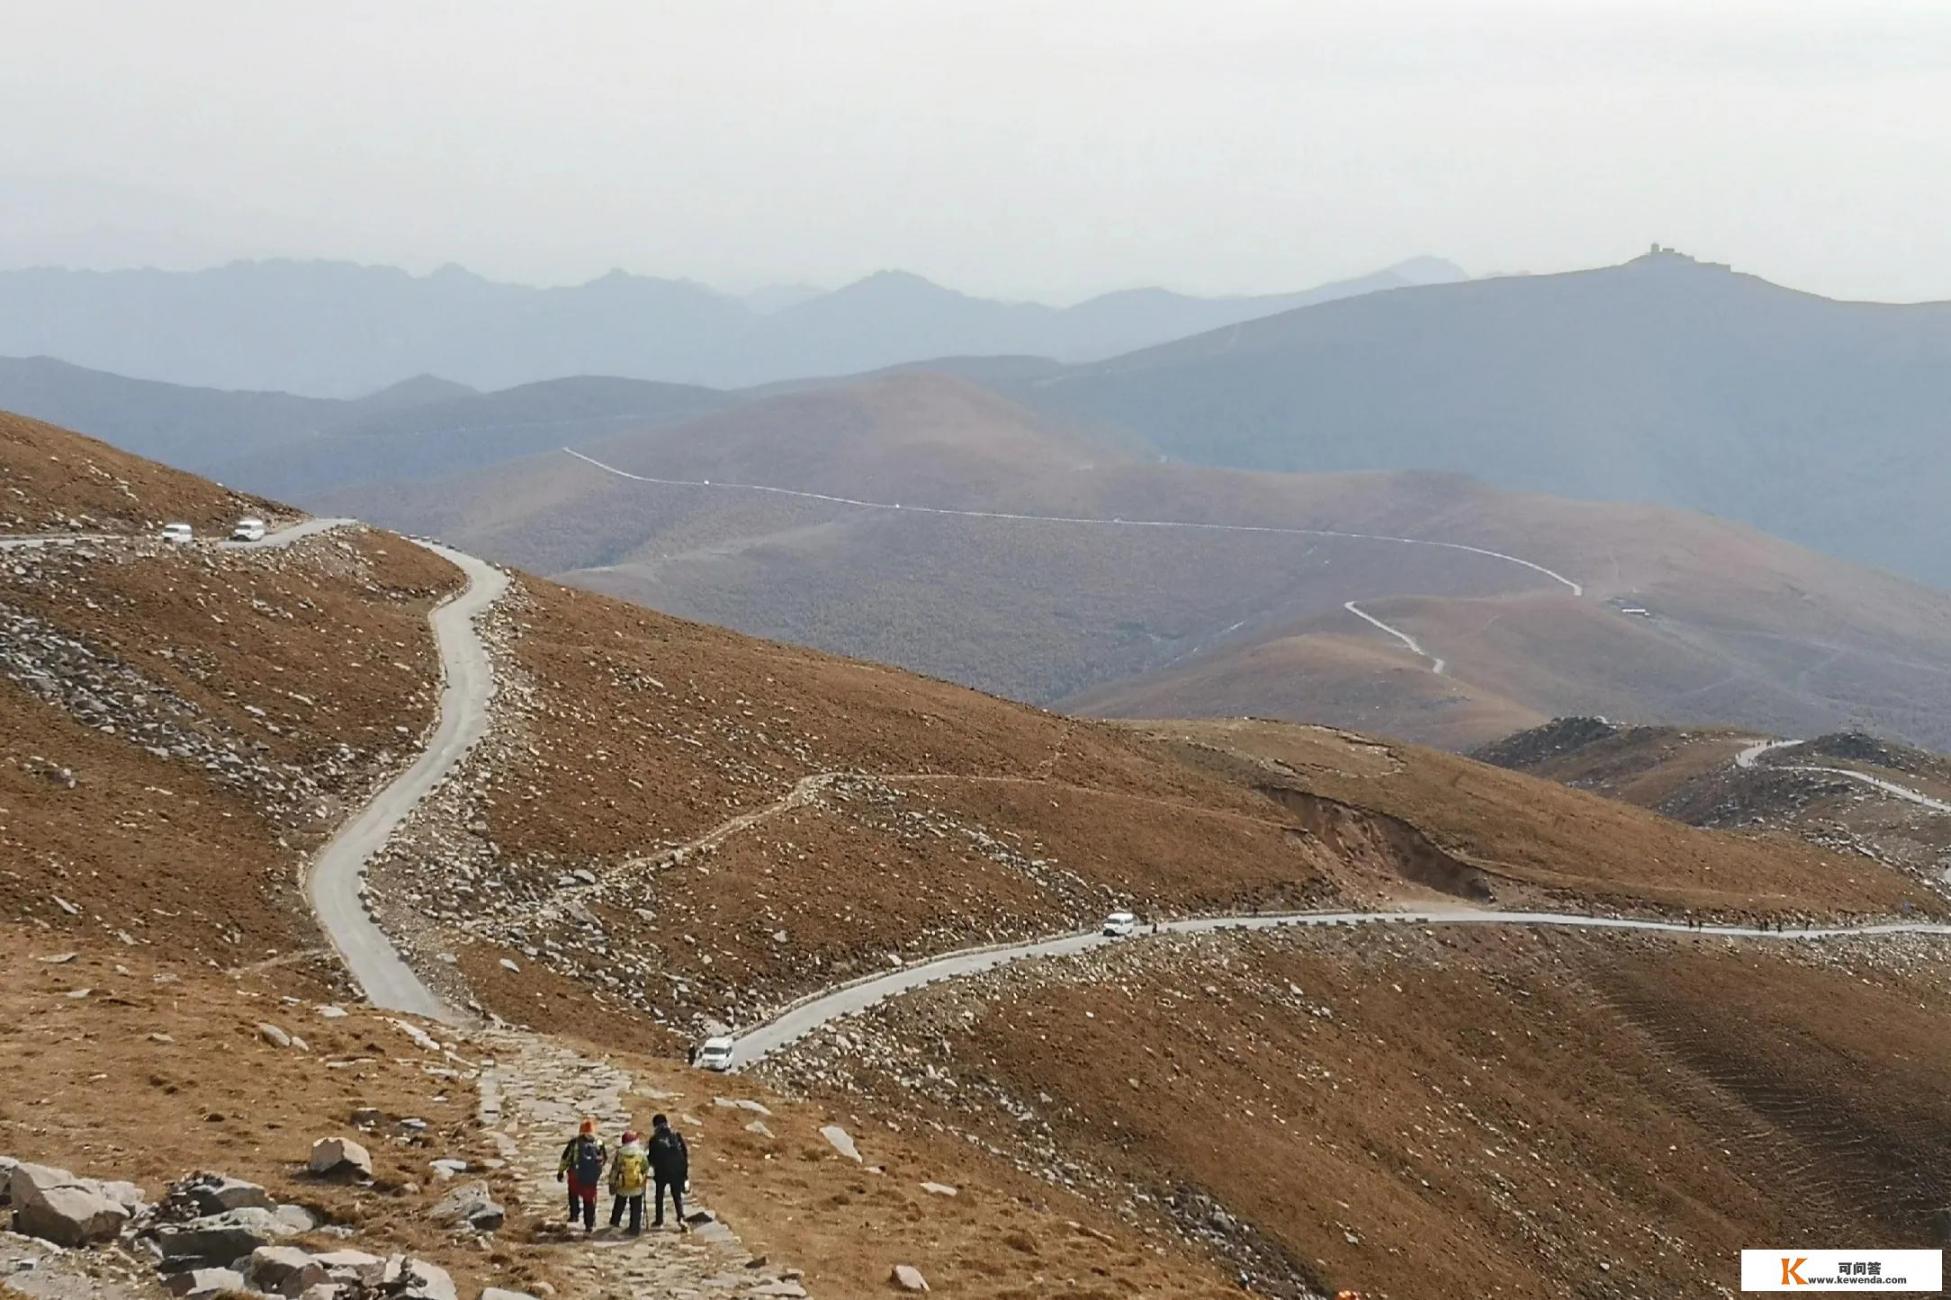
[478,1031,809,1299]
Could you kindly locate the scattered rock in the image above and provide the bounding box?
[820,1125,861,1162]
[713,1097,772,1117]
[174,1171,275,1215]
[312,1248,384,1285]
[747,1282,808,1298]
[155,1206,298,1265]
[919,1181,959,1197]
[273,1203,323,1233]
[244,1244,328,1296]
[8,1161,133,1246]
[162,1266,247,1298]
[428,1158,469,1180]
[258,1022,293,1049]
[307,1137,373,1180]
[379,1254,457,1300]
[428,1180,503,1233]
[481,1290,541,1300]
[891,1263,930,1291]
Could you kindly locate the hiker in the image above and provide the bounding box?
[556,1117,607,1232]
[609,1129,650,1235]
[648,1113,690,1231]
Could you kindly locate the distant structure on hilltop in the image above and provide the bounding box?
[1642,242,1731,270]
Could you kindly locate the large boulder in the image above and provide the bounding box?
[245,1244,329,1296]
[307,1137,373,1180]
[9,1160,133,1247]
[428,1180,503,1233]
[155,1205,299,1265]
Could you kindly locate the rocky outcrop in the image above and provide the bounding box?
[171,1171,277,1215]
[428,1180,504,1233]
[6,1159,139,1247]
[244,1244,329,1296]
[819,1125,861,1162]
[162,1266,247,1298]
[155,1206,299,1266]
[307,1136,374,1180]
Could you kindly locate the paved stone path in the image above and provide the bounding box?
[478,1030,809,1299]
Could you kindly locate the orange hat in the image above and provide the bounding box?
[579,1117,596,1135]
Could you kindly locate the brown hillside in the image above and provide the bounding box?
[316,376,1951,751]
[1,413,1242,1298]
[356,579,1939,1061]
[1,408,280,534]
[1480,718,1951,885]
[760,923,1951,1299]
[1129,718,1940,919]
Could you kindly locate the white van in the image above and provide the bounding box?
[160,522,194,544]
[230,516,267,542]
[1102,911,1138,937]
[695,1036,735,1072]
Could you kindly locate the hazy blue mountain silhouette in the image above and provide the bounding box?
[1017,251,1951,586]
[0,256,1461,396]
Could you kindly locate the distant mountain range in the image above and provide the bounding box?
[0,256,1465,396]
[4,250,1949,589]
[1013,249,1951,585]
[8,249,1951,750]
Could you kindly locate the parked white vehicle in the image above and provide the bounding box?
[159,522,194,544]
[230,516,267,542]
[695,1035,736,1072]
[1102,910,1138,937]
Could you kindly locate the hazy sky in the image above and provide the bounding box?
[6,0,1949,302]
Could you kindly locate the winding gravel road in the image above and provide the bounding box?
[0,517,354,551]
[562,447,1585,594]
[1735,738,1951,815]
[731,906,1951,1066]
[1343,600,1447,675]
[306,541,508,1022]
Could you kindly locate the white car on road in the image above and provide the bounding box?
[695,1036,736,1072]
[230,516,267,542]
[160,522,194,544]
[1102,911,1138,937]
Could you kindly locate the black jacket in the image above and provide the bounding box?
[648,1126,688,1182]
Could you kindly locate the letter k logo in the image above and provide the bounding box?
[1781,1257,1808,1285]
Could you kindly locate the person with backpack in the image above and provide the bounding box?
[556,1117,607,1232]
[647,1113,690,1231]
[608,1129,650,1235]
